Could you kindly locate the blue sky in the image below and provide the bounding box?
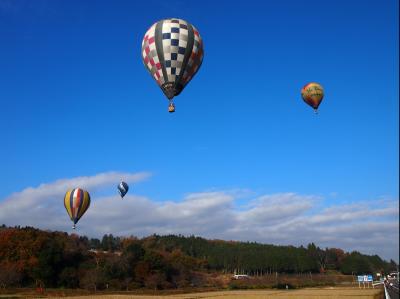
[0,0,398,260]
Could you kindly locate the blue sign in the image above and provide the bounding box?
[358,275,373,282]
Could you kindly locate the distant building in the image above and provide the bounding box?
[233,274,250,280]
[88,249,122,256]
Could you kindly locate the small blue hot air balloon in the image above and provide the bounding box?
[117,181,129,199]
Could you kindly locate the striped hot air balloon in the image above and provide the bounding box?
[301,82,324,113]
[141,18,204,113]
[117,181,129,199]
[64,188,90,229]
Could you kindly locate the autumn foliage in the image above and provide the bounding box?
[0,225,396,290]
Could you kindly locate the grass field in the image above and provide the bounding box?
[34,287,383,299]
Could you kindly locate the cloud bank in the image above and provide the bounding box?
[0,171,398,262]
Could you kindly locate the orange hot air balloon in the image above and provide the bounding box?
[301,82,324,113]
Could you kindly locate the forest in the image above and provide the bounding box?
[0,225,397,290]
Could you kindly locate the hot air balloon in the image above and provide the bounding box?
[64,188,90,229]
[301,82,324,113]
[141,18,204,113]
[117,181,129,198]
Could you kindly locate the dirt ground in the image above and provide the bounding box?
[36,287,384,299]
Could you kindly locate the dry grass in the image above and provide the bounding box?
[42,287,384,299]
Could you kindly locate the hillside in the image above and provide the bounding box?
[0,225,397,291]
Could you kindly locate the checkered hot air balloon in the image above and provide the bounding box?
[141,18,204,113]
[117,181,129,199]
[301,82,324,114]
[64,188,91,229]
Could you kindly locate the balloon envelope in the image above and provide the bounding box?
[141,18,204,100]
[301,82,324,111]
[118,181,129,198]
[64,188,90,228]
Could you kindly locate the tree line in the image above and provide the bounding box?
[0,225,397,290]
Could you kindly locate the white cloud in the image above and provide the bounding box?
[0,171,151,230]
[0,172,398,262]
